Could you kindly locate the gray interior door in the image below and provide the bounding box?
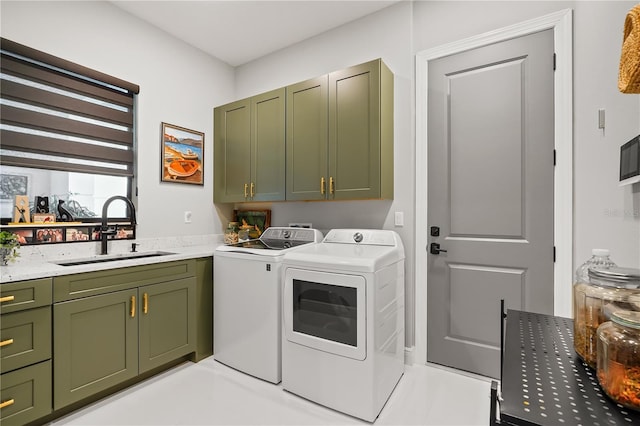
[427,29,555,378]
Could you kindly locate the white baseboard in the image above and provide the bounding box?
[404,346,415,365]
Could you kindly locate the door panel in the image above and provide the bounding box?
[286,76,328,201]
[450,60,525,238]
[251,88,285,201]
[214,99,251,203]
[329,61,380,199]
[427,29,554,378]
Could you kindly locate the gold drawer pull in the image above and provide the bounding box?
[0,399,15,409]
[0,295,15,303]
[143,293,148,314]
[329,177,335,194]
[0,338,14,348]
[130,295,136,318]
[243,183,248,198]
[250,182,255,198]
[321,177,326,195]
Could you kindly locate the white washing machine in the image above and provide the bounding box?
[214,227,323,384]
[281,229,405,422]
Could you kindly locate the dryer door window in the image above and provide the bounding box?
[293,280,358,346]
[284,268,366,360]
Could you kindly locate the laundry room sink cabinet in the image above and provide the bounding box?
[214,88,286,203]
[286,59,394,201]
[52,260,196,410]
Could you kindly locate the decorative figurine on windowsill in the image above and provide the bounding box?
[13,195,30,223]
[57,199,74,222]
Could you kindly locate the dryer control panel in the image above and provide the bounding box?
[323,229,399,246]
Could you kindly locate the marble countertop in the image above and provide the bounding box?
[0,234,222,284]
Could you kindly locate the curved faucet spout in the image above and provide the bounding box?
[101,196,137,255]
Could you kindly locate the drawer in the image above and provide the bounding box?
[0,278,52,314]
[0,360,52,425]
[54,259,196,302]
[1,306,52,374]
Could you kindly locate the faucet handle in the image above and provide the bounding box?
[131,243,139,253]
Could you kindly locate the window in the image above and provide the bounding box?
[0,38,139,222]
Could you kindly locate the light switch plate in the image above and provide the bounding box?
[394,211,404,227]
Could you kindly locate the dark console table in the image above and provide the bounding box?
[490,309,640,426]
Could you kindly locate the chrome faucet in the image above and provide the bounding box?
[101,196,137,255]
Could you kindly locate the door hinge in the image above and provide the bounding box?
[553,149,557,166]
[553,246,556,262]
[553,53,556,71]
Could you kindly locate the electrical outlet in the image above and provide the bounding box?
[184,211,192,223]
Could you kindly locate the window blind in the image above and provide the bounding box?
[0,38,139,177]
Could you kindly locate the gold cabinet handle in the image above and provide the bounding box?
[0,399,15,409]
[329,177,335,195]
[321,177,326,195]
[0,295,15,303]
[143,293,148,314]
[250,182,255,198]
[130,295,136,318]
[243,183,248,198]
[0,338,14,348]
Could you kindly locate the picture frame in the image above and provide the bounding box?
[233,209,271,238]
[33,213,56,224]
[0,174,28,200]
[161,122,204,185]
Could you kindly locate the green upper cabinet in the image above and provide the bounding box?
[216,59,393,203]
[214,88,285,203]
[214,98,251,203]
[328,59,393,200]
[286,59,393,201]
[286,76,329,201]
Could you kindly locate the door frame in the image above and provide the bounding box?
[414,9,573,366]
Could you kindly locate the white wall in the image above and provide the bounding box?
[2,0,638,351]
[0,0,236,240]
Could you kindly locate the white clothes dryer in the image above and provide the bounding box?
[214,227,322,384]
[281,229,405,422]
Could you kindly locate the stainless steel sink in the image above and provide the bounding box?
[54,251,176,266]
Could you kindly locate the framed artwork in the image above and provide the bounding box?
[0,174,28,200]
[233,209,271,238]
[161,122,204,185]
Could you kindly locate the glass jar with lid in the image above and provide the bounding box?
[224,222,239,245]
[573,266,640,368]
[596,309,640,412]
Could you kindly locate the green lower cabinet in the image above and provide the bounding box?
[139,277,196,373]
[53,276,197,410]
[53,288,139,410]
[0,360,52,426]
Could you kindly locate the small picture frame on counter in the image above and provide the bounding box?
[33,213,56,224]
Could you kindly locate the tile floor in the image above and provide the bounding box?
[50,356,492,425]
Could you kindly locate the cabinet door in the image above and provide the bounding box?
[214,98,251,203]
[139,277,196,373]
[286,76,328,201]
[53,289,138,409]
[251,88,285,201]
[329,60,384,200]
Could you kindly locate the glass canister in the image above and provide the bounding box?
[575,249,616,283]
[224,222,239,245]
[597,310,640,412]
[573,266,640,368]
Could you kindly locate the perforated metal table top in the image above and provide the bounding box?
[500,310,640,426]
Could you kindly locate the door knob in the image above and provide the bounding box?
[430,242,448,255]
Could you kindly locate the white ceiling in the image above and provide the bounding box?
[110,1,400,67]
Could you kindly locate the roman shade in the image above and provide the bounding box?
[0,38,139,177]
